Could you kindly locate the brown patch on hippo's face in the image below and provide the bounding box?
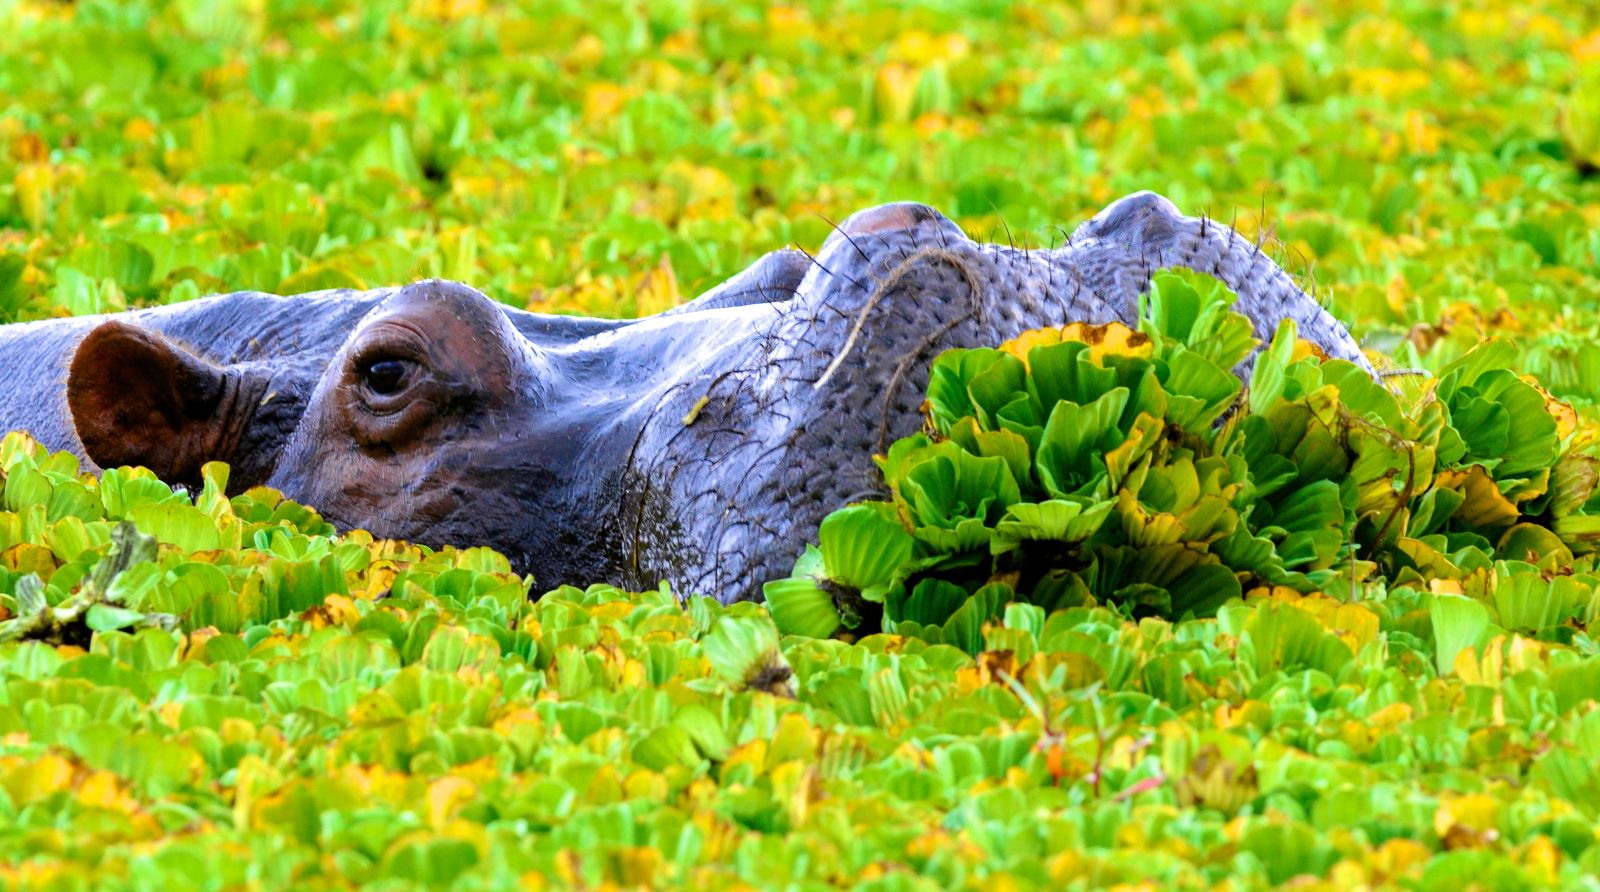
[269,280,547,540]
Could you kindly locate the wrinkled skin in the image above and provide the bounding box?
[0,193,1374,601]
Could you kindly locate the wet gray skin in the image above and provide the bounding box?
[0,192,1375,602]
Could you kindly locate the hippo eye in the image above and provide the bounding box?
[361,359,411,396]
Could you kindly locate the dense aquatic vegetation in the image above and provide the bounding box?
[6,0,1600,887]
[6,431,1600,888]
[4,0,1600,400]
[767,271,1600,649]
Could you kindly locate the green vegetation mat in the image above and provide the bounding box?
[6,0,1600,889]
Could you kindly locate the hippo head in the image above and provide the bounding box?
[67,279,621,577]
[266,282,560,557]
[62,195,1372,601]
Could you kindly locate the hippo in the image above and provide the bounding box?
[0,192,1374,602]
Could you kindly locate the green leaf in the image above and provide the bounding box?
[991,498,1115,555]
[1027,340,1119,411]
[701,613,787,691]
[1035,388,1129,498]
[818,503,914,596]
[764,576,843,638]
[1159,347,1242,430]
[1243,598,1352,676]
[890,578,969,628]
[1248,318,1298,415]
[1435,339,1521,399]
[632,724,704,771]
[1429,594,1493,676]
[896,441,1021,548]
[14,574,46,616]
[85,603,146,632]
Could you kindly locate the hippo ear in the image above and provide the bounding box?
[67,321,249,485]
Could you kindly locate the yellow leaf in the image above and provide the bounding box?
[765,5,813,36]
[1371,837,1431,880]
[1403,109,1442,155]
[607,846,662,887]
[1046,848,1090,884]
[723,739,767,776]
[581,82,631,124]
[491,707,544,737]
[1291,338,1329,363]
[564,33,605,70]
[664,161,738,222]
[5,753,75,803]
[1369,702,1414,733]
[1429,577,1464,595]
[324,594,361,625]
[157,701,183,730]
[633,256,681,317]
[352,562,398,600]
[233,755,279,832]
[1522,375,1582,440]
[121,119,157,143]
[893,740,935,771]
[1282,594,1382,654]
[623,770,667,802]
[1385,273,1413,318]
[1213,700,1271,731]
[690,808,742,862]
[875,62,919,124]
[426,776,476,829]
[1174,743,1257,814]
[764,713,820,772]
[14,164,54,230]
[1433,793,1501,847]
[1062,321,1155,363]
[1001,321,1156,369]
[1436,465,1519,530]
[999,327,1063,368]
[4,543,57,579]
[1505,634,1550,672]
[1522,835,1563,884]
[11,132,48,163]
[78,770,134,812]
[769,761,822,828]
[409,0,484,21]
[202,722,250,754]
[1454,633,1506,688]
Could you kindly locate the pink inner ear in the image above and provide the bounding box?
[66,320,227,482]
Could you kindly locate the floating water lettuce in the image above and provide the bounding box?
[771,271,1600,648]
[763,503,913,638]
[0,347,1597,892]
[698,608,794,697]
[0,521,170,645]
